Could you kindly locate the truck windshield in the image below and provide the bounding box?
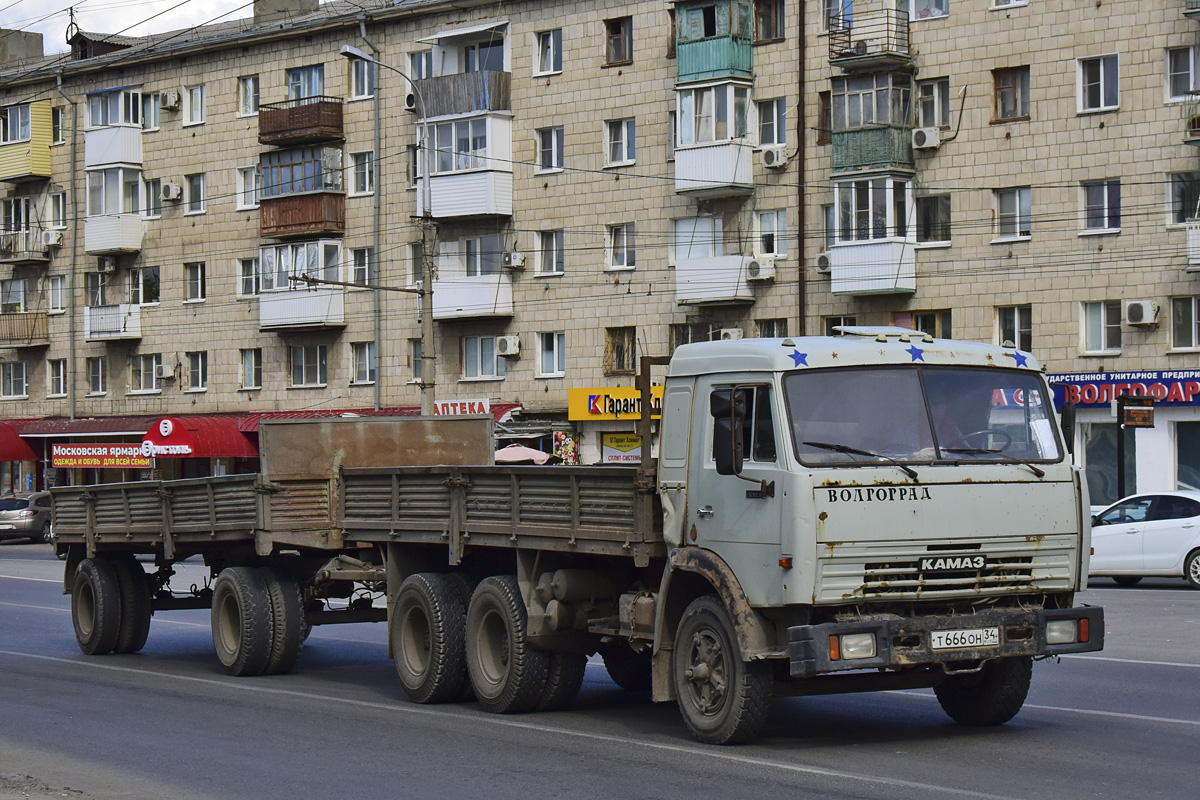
[784,365,1061,466]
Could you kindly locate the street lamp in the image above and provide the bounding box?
[339,44,437,415]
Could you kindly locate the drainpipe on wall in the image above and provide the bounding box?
[359,18,383,412]
[54,73,78,420]
[796,2,807,336]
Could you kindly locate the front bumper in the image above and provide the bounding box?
[788,606,1104,678]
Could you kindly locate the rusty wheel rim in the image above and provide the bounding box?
[682,627,727,716]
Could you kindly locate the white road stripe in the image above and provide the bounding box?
[1062,654,1200,669]
[0,574,61,583]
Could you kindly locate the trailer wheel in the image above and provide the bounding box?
[536,651,587,711]
[393,573,469,703]
[465,575,548,714]
[211,567,273,677]
[672,595,772,745]
[111,558,152,655]
[71,558,121,656]
[599,642,652,691]
[934,656,1032,726]
[259,567,304,675]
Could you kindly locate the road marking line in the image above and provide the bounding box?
[885,692,1200,727]
[1062,654,1200,669]
[0,574,61,583]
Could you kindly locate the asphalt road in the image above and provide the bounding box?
[2,542,1197,800]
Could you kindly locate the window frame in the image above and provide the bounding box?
[604,17,634,66]
[535,29,563,76]
[1082,179,1121,233]
[538,230,565,275]
[461,335,506,380]
[606,118,637,166]
[677,82,752,145]
[87,356,106,395]
[993,66,1031,122]
[47,358,68,397]
[994,186,1032,240]
[757,97,787,146]
[756,209,788,257]
[186,351,208,392]
[998,305,1033,351]
[916,77,951,129]
[140,93,160,131]
[350,58,377,100]
[1078,54,1119,113]
[290,344,328,387]
[286,65,325,102]
[350,151,375,196]
[48,276,66,313]
[239,257,261,297]
[1173,296,1200,350]
[537,331,567,377]
[0,361,27,399]
[604,326,637,375]
[183,84,206,126]
[911,0,948,21]
[1082,300,1123,354]
[129,266,160,306]
[352,247,376,285]
[754,0,785,42]
[184,261,207,303]
[129,353,162,393]
[143,178,162,219]
[537,126,565,172]
[240,348,263,390]
[834,177,910,243]
[915,193,952,244]
[352,341,378,384]
[236,166,261,210]
[238,75,260,116]
[606,223,636,270]
[184,172,206,215]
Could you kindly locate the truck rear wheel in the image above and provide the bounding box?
[465,575,548,713]
[211,567,273,677]
[71,558,121,655]
[537,651,587,711]
[934,656,1032,726]
[599,642,652,691]
[393,573,469,703]
[259,567,304,675]
[111,558,152,655]
[672,595,772,745]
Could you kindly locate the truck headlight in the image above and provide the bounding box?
[1045,619,1078,644]
[840,633,877,660]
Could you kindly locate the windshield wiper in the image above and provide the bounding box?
[943,448,1045,478]
[803,441,919,480]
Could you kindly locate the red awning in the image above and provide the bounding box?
[142,416,259,459]
[0,422,36,461]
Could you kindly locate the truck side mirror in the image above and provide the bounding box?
[710,389,746,476]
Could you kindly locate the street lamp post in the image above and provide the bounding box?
[339,44,437,416]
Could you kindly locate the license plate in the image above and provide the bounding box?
[0,523,12,529]
[931,627,1000,650]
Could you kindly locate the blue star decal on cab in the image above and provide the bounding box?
[905,345,925,362]
[789,350,808,367]
[1008,351,1029,367]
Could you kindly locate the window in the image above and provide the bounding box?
[756,318,788,338]
[130,354,162,392]
[536,29,563,75]
[831,74,911,130]
[464,39,504,72]
[290,344,327,386]
[144,178,162,218]
[667,110,677,159]
[86,167,141,216]
[537,126,564,171]
[409,51,433,80]
[1,279,26,313]
[758,98,786,145]
[995,187,1031,239]
[141,93,159,131]
[85,273,106,307]
[240,349,262,389]
[917,78,950,128]
[50,192,66,228]
[993,67,1030,121]
[2,196,29,231]
[184,262,206,302]
[87,357,106,395]
[757,210,787,256]
[605,17,633,65]
[459,236,503,277]
[607,118,636,164]
[350,58,376,99]
[916,194,951,243]
[408,144,423,186]
[835,177,909,241]
[1173,297,1200,349]
[410,339,423,382]
[260,145,343,196]
[678,84,750,144]
[259,240,342,290]
[1083,180,1120,232]
[48,359,67,397]
[52,107,64,144]
[287,65,325,101]
[912,0,948,20]
[424,118,488,174]
[816,91,832,144]
[48,276,65,312]
[185,173,206,214]
[993,0,1026,6]
[1083,301,1122,353]
[1172,171,1200,223]
[824,315,857,335]
[755,0,784,41]
[183,84,206,125]
[539,230,565,274]
[352,342,377,384]
[352,248,375,284]
[607,223,636,269]
[670,323,699,350]
[822,204,836,250]
[87,89,140,128]
[129,267,160,305]
[998,305,1032,351]
[187,351,208,391]
[239,258,260,296]
[350,152,375,195]
[409,241,425,285]
[538,331,567,377]
[912,310,952,339]
[1,362,26,398]
[605,327,636,375]
[1168,47,1200,101]
[462,336,506,380]
[1079,55,1118,112]
[674,216,724,260]
[238,75,260,115]
[236,167,260,209]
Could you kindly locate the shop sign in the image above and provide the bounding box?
[431,398,491,416]
[1049,371,1200,408]
[141,418,195,457]
[601,433,642,464]
[51,444,152,469]
[568,386,663,421]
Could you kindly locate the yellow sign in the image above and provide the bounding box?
[568,386,663,421]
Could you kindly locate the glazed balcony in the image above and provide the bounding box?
[827,239,916,295]
[675,255,754,305]
[676,36,752,83]
[258,96,344,146]
[84,304,141,341]
[260,193,345,238]
[416,171,513,219]
[828,10,912,70]
[412,71,510,118]
[259,287,346,331]
[832,124,914,174]
[1184,95,1200,143]
[432,272,513,320]
[1186,220,1200,271]
[675,140,755,197]
[0,101,52,183]
[0,229,53,265]
[0,311,48,347]
[84,214,144,255]
[83,125,142,167]
[1186,0,1200,17]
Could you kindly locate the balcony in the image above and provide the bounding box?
[417,170,513,219]
[1186,220,1200,271]
[0,229,53,265]
[828,10,912,70]
[83,125,142,167]
[84,304,141,341]
[1184,96,1200,143]
[259,287,345,331]
[0,311,48,347]
[676,36,752,84]
[827,239,916,295]
[675,140,755,197]
[675,255,755,305]
[832,125,914,174]
[1186,0,1200,17]
[84,214,144,255]
[260,193,345,238]
[413,71,510,118]
[432,272,513,320]
[258,97,344,146]
[0,101,52,183]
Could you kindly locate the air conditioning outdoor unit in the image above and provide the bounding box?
[404,92,418,112]
[746,257,776,281]
[853,39,870,55]
[161,182,183,202]
[97,256,117,274]
[761,145,787,169]
[912,127,941,150]
[502,251,526,269]
[1124,300,1160,326]
[815,252,832,273]
[41,230,63,248]
[496,335,521,357]
[154,364,175,380]
[160,90,181,111]
[719,328,743,341]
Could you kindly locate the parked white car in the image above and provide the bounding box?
[1090,490,1200,588]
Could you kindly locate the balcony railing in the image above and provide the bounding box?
[413,71,510,118]
[827,239,916,295]
[0,229,53,264]
[260,193,345,238]
[828,10,912,68]
[832,125,914,173]
[258,96,344,145]
[675,140,756,196]
[676,36,752,83]
[432,272,513,320]
[258,287,345,330]
[675,255,755,304]
[84,304,141,341]
[0,311,48,347]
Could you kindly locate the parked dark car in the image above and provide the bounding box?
[0,492,53,543]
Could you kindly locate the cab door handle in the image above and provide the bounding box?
[696,506,714,519]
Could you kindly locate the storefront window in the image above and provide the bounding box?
[1176,422,1200,491]
[1083,422,1136,506]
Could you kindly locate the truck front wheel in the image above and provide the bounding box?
[71,558,121,655]
[672,595,772,745]
[465,575,548,713]
[211,567,273,677]
[393,573,469,703]
[934,656,1032,726]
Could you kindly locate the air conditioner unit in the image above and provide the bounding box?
[154,364,175,380]
[746,257,776,282]
[853,39,870,55]
[96,256,116,274]
[160,90,181,111]
[719,328,743,341]
[161,182,183,202]
[815,252,832,273]
[496,335,520,357]
[501,251,526,269]
[761,145,787,169]
[0,234,14,253]
[1124,300,1160,326]
[912,127,941,150]
[41,230,63,248]
[404,93,418,112]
